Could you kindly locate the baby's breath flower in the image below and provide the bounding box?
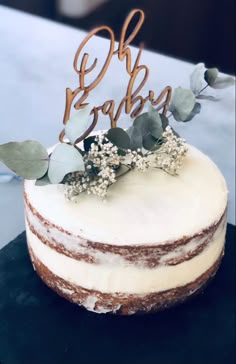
[153,126,188,175]
[65,134,121,200]
[64,127,188,200]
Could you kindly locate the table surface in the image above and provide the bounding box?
[0,5,235,247]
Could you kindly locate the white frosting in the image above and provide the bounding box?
[24,145,227,245]
[26,220,225,294]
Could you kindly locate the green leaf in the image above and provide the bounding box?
[117,148,127,156]
[184,102,201,122]
[48,144,85,184]
[204,68,235,89]
[147,112,163,139]
[129,127,143,150]
[143,134,158,150]
[83,135,96,152]
[204,68,218,86]
[160,114,169,130]
[169,87,196,122]
[190,63,205,95]
[133,113,150,136]
[133,111,163,139]
[35,174,51,186]
[115,164,131,178]
[65,105,92,144]
[126,126,133,138]
[0,141,48,179]
[148,104,156,113]
[210,76,235,89]
[106,127,130,149]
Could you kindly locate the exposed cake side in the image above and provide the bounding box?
[26,216,226,295]
[25,200,226,268]
[27,239,225,315]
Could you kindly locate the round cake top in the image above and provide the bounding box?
[24,145,227,246]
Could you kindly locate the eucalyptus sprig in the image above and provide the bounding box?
[166,63,235,123]
[190,63,235,101]
[168,87,201,122]
[0,106,94,183]
[0,141,49,180]
[0,62,234,200]
[0,140,85,183]
[105,109,167,152]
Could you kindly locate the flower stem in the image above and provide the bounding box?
[116,164,132,180]
[199,84,209,94]
[74,145,85,155]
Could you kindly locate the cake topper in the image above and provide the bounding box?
[59,9,172,145]
[0,9,235,200]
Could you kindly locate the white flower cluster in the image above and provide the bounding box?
[64,126,188,200]
[154,126,188,175]
[65,135,121,200]
[125,149,152,172]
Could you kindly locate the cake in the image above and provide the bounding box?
[24,144,227,314]
[1,8,233,315]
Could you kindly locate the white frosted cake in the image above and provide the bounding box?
[24,144,227,314]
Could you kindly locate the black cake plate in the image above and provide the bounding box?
[0,225,235,364]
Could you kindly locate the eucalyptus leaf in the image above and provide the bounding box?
[65,104,92,144]
[143,134,158,150]
[147,112,163,139]
[106,127,130,149]
[133,112,163,139]
[115,164,131,178]
[190,63,205,95]
[0,141,48,179]
[204,68,218,86]
[169,87,196,122]
[210,76,235,89]
[126,126,134,138]
[84,135,96,152]
[117,148,127,156]
[133,113,151,136]
[196,94,220,102]
[160,114,169,130]
[129,127,143,150]
[148,106,157,117]
[35,174,51,186]
[48,144,84,184]
[184,102,201,122]
[148,104,156,113]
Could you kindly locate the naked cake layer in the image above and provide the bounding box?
[24,144,228,314]
[28,243,224,315]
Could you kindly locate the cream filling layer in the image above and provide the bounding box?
[26,222,226,294]
[25,204,225,266]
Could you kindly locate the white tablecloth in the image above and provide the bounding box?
[0,6,235,247]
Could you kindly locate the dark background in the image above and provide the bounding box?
[0,0,235,74]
